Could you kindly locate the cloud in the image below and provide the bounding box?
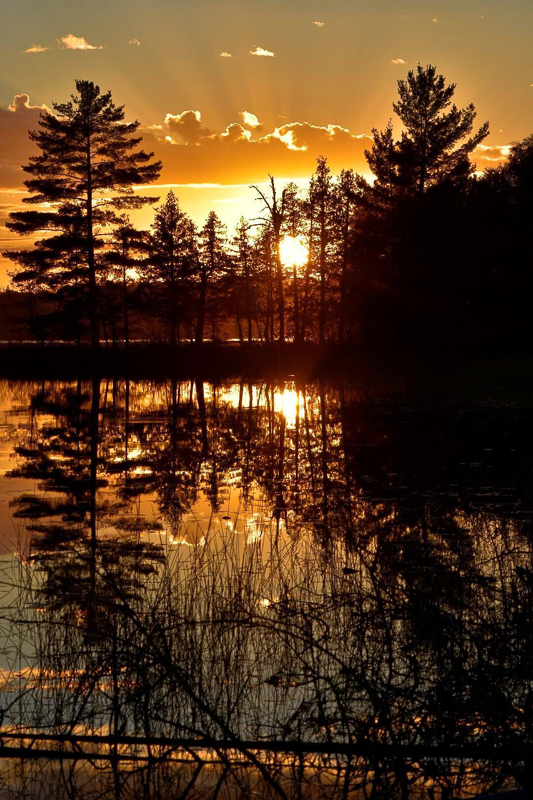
[1,95,52,189]
[432,18,439,23]
[24,45,49,53]
[240,111,262,129]
[391,58,406,65]
[0,101,368,283]
[249,46,275,57]
[7,94,51,114]
[267,129,307,152]
[164,110,214,144]
[312,21,324,27]
[473,143,511,168]
[2,95,512,199]
[140,113,374,184]
[57,34,103,50]
[261,121,368,155]
[219,51,233,58]
[129,38,141,46]
[220,123,252,143]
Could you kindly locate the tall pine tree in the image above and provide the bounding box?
[393,64,489,196]
[149,191,197,346]
[197,211,228,344]
[5,80,161,348]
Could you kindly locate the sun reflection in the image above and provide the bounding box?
[274,388,300,427]
[279,235,308,269]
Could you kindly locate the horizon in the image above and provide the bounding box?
[1,0,531,286]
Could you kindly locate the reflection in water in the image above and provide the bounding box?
[1,378,533,797]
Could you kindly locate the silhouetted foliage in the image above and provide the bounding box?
[4,80,161,347]
[148,191,197,345]
[4,67,533,354]
[393,63,489,195]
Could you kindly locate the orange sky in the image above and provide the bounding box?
[1,0,529,286]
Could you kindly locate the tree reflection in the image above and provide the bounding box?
[4,378,533,798]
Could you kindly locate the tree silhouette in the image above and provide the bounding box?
[393,64,489,196]
[197,211,228,344]
[5,67,533,352]
[5,80,161,348]
[249,224,274,342]
[281,183,305,343]
[333,169,358,344]
[6,202,90,343]
[105,217,149,347]
[232,218,255,343]
[310,157,335,345]
[149,191,197,346]
[252,178,288,345]
[364,121,406,210]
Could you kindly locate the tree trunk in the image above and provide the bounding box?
[338,199,350,344]
[301,206,314,343]
[293,263,299,344]
[244,257,253,343]
[319,200,327,346]
[196,266,207,345]
[276,235,285,345]
[170,278,177,348]
[122,246,129,348]
[266,262,273,344]
[86,143,100,350]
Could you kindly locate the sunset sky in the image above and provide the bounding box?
[1,0,532,285]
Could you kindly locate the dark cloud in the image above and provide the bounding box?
[164,110,214,144]
[0,95,50,189]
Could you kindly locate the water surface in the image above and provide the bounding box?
[0,376,532,799]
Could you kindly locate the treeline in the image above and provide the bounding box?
[4,67,533,350]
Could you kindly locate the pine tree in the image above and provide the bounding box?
[254,225,276,343]
[7,202,89,343]
[197,211,228,344]
[393,64,489,196]
[5,80,161,348]
[106,217,149,347]
[300,191,316,344]
[310,157,334,345]
[364,121,405,210]
[333,169,358,343]
[149,191,197,346]
[233,218,254,344]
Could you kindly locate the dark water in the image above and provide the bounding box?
[1,375,533,799]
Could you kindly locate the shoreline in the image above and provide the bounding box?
[0,342,532,386]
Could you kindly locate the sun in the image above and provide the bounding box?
[279,235,309,269]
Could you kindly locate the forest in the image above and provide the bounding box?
[3,65,533,353]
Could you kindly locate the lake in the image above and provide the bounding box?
[0,373,532,799]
